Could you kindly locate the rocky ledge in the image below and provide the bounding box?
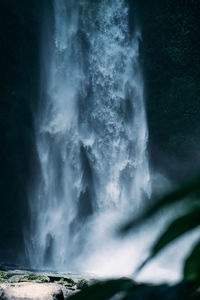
[0,268,93,299]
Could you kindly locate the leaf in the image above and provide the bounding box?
[68,278,134,300]
[135,209,200,275]
[184,240,200,281]
[151,209,200,256]
[120,177,200,234]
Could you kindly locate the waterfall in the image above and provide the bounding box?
[27,0,151,275]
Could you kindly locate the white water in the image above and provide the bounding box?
[27,0,153,278]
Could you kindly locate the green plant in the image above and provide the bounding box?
[68,177,200,299]
[77,279,89,290]
[58,277,76,287]
[24,274,50,283]
[121,177,200,280]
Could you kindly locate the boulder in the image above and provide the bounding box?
[0,282,64,300]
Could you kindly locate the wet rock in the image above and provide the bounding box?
[0,267,96,299]
[0,282,64,300]
[0,288,6,299]
[57,277,76,289]
[77,279,89,290]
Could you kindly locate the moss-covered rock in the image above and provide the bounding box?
[77,279,89,290]
[9,279,20,283]
[23,274,50,283]
[58,277,76,287]
[0,271,8,282]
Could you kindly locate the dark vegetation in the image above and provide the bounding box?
[0,0,199,298]
[69,177,200,299]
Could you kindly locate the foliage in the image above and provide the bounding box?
[77,279,89,289]
[0,271,8,280]
[68,278,134,300]
[23,273,50,283]
[121,177,200,232]
[69,177,200,299]
[0,271,9,282]
[58,277,76,287]
[123,177,200,279]
[184,240,200,281]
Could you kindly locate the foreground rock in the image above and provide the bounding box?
[0,268,93,299]
[0,282,65,300]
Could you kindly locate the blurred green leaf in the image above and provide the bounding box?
[135,209,200,274]
[184,240,200,281]
[68,278,199,300]
[68,278,134,300]
[120,177,200,234]
[151,209,200,257]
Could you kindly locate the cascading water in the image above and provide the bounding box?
[27,0,151,276]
